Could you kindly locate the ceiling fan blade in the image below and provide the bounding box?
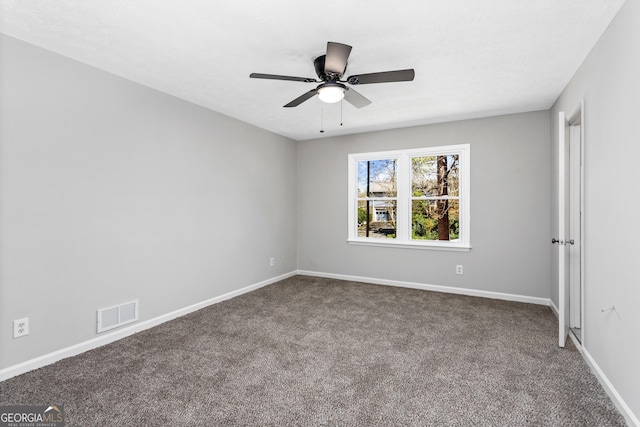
[250,73,317,83]
[346,69,415,85]
[343,87,372,109]
[284,89,318,107]
[324,42,352,76]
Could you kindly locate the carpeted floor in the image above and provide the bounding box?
[0,275,626,426]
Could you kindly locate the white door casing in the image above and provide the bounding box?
[569,124,581,329]
[558,111,570,348]
[569,101,585,344]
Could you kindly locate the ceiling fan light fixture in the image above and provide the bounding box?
[250,42,414,109]
[318,83,345,103]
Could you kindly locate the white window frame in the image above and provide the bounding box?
[347,144,470,251]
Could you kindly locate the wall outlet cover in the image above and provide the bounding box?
[13,317,29,338]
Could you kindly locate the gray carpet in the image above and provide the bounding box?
[0,275,626,426]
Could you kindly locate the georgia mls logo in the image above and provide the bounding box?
[44,406,63,421]
[0,404,65,427]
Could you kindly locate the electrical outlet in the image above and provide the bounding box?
[13,317,29,338]
[456,265,463,275]
[269,257,275,267]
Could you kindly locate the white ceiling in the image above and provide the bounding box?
[0,0,626,141]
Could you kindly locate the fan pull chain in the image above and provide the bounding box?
[341,99,344,126]
[319,108,325,133]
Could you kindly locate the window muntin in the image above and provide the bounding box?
[348,145,470,250]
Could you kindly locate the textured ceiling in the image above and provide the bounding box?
[0,0,626,141]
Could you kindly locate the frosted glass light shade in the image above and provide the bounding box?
[318,86,345,103]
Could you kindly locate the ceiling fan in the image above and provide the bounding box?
[250,42,415,108]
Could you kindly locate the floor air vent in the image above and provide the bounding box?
[97,300,138,333]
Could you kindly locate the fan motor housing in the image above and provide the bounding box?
[314,55,345,81]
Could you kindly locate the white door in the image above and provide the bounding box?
[558,111,570,348]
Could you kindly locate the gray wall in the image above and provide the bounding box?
[0,34,297,369]
[297,111,551,299]
[5,8,636,417]
[550,0,640,418]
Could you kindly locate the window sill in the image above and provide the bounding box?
[347,239,471,252]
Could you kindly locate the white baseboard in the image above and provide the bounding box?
[568,330,582,350]
[0,271,297,382]
[531,292,637,424]
[4,270,635,425]
[549,299,559,318]
[297,270,551,306]
[582,348,640,427]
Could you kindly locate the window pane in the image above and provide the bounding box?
[357,200,397,238]
[357,159,397,197]
[412,155,459,197]
[411,200,459,241]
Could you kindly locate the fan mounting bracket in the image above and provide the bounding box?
[346,76,360,85]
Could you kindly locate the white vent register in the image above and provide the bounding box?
[97,300,138,333]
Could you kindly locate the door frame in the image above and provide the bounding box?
[568,102,585,345]
[558,101,585,348]
[558,111,570,348]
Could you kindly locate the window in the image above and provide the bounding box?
[348,144,470,250]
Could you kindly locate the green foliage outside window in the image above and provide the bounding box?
[411,199,459,240]
[357,207,369,224]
